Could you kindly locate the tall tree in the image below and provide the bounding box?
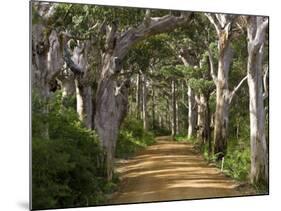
[206,14,247,158]
[246,16,269,186]
[94,11,191,180]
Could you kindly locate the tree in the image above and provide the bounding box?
[205,14,247,158]
[94,12,192,180]
[246,16,269,186]
[32,2,64,138]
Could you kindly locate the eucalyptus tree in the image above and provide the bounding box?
[91,8,192,180]
[246,16,269,186]
[205,14,248,158]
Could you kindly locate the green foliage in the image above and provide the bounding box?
[32,92,113,209]
[116,117,154,158]
[174,134,197,144]
[222,138,251,181]
[152,124,171,136]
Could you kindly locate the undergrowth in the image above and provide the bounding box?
[116,117,155,158]
[32,91,117,209]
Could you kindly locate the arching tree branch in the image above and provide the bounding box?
[115,12,192,59]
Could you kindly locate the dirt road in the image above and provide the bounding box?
[109,136,246,204]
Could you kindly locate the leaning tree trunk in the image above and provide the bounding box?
[247,16,269,186]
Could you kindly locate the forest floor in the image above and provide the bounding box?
[109,136,255,204]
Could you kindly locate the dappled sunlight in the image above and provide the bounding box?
[110,137,244,204]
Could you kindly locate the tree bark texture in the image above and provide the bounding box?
[71,43,94,129]
[32,4,64,138]
[205,13,236,158]
[247,16,269,186]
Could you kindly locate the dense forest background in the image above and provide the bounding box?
[31,2,268,210]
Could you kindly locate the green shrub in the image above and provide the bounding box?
[32,92,113,209]
[175,134,197,143]
[223,139,251,181]
[116,117,154,158]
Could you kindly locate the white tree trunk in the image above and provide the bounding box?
[247,16,268,186]
[142,74,148,130]
[172,79,177,137]
[188,86,196,138]
[205,13,236,158]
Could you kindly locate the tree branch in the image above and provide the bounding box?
[115,12,191,59]
[179,55,190,67]
[207,48,217,85]
[228,75,248,104]
[205,13,221,34]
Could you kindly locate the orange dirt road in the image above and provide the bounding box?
[109,136,246,204]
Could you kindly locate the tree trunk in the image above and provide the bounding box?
[94,54,129,180]
[152,85,156,129]
[188,86,196,138]
[247,16,268,186]
[197,94,208,145]
[71,44,93,129]
[213,32,233,159]
[142,73,148,130]
[32,15,64,139]
[205,96,212,159]
[176,98,179,134]
[75,79,93,129]
[205,14,238,159]
[136,73,142,119]
[172,79,177,137]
